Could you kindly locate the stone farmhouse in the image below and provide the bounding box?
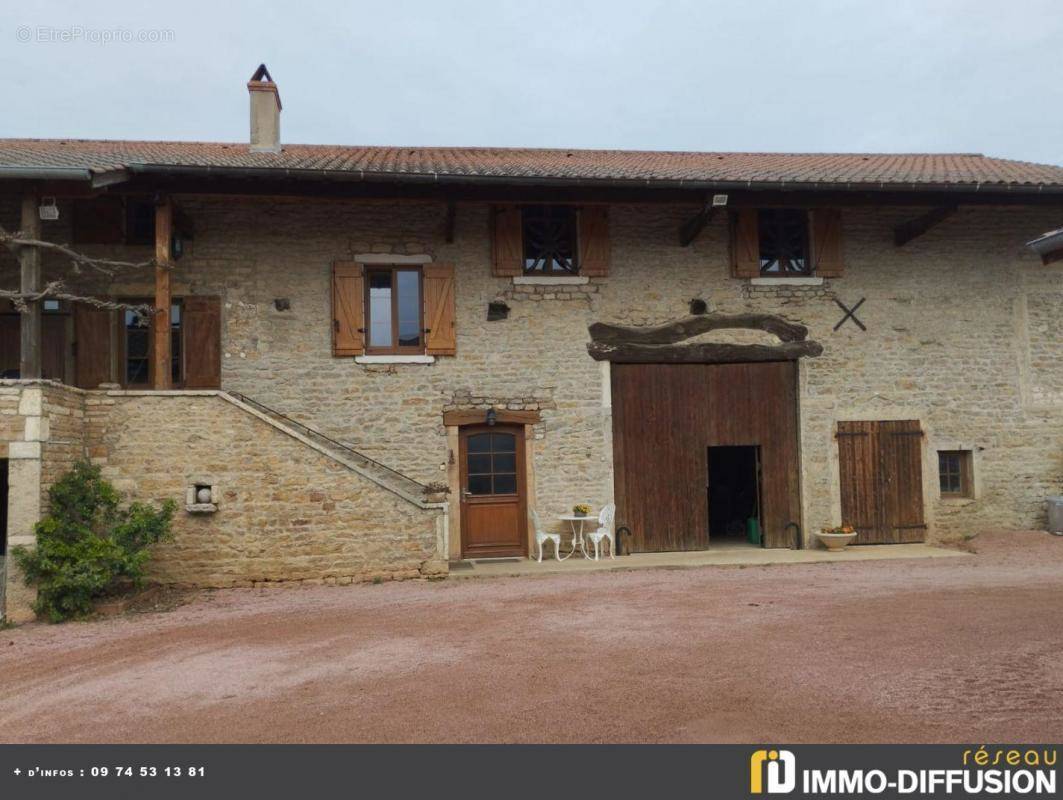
[2,66,1062,620]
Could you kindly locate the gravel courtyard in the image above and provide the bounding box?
[1,532,1060,743]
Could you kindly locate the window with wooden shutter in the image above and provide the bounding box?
[332,261,365,356]
[730,209,760,278]
[183,296,222,388]
[578,206,610,277]
[491,205,523,276]
[810,208,845,277]
[424,263,457,356]
[74,305,114,388]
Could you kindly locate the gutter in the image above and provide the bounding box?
[0,166,130,188]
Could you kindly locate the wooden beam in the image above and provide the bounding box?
[586,340,823,364]
[589,313,809,346]
[152,198,173,390]
[678,204,716,246]
[18,195,41,379]
[893,206,957,247]
[442,408,541,426]
[444,201,456,243]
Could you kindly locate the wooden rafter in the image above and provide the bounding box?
[444,201,456,243]
[678,203,716,247]
[893,206,957,247]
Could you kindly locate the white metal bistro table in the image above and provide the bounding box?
[557,513,597,560]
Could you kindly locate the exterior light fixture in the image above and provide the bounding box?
[486,408,497,426]
[38,197,59,221]
[170,233,185,260]
[711,194,729,207]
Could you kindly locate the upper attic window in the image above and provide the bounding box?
[522,206,578,274]
[758,209,809,275]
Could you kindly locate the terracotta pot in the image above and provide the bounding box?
[815,531,858,552]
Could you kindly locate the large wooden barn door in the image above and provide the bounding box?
[611,362,801,551]
[837,420,926,544]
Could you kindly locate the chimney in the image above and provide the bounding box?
[247,64,281,153]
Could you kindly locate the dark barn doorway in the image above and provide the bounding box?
[0,458,7,557]
[708,446,762,545]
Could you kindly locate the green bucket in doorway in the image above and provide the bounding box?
[746,517,761,545]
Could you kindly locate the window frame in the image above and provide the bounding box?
[363,265,425,356]
[937,450,973,499]
[119,298,184,389]
[520,205,580,275]
[757,208,811,276]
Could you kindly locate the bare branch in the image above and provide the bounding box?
[0,224,158,276]
[0,281,155,315]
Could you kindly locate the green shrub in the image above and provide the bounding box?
[12,461,176,622]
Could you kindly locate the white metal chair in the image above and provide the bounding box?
[586,503,616,560]
[530,508,561,562]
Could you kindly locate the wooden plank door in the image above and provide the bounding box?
[837,420,926,544]
[459,425,527,558]
[611,362,801,552]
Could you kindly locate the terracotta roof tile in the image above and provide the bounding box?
[2,138,1062,190]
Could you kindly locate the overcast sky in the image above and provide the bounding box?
[3,0,1061,165]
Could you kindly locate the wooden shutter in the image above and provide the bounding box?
[837,420,926,545]
[879,420,926,543]
[811,209,845,277]
[424,263,457,356]
[332,261,365,356]
[183,296,222,388]
[578,206,610,276]
[730,209,760,278]
[491,205,523,276]
[72,197,125,244]
[74,305,113,388]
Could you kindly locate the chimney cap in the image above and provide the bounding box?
[247,63,282,110]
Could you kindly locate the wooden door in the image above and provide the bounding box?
[837,420,926,543]
[611,362,801,552]
[459,426,527,558]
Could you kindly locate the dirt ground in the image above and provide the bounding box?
[1,531,1061,743]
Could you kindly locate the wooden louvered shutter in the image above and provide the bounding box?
[74,305,113,388]
[423,263,457,356]
[183,296,222,388]
[731,209,760,278]
[811,209,845,277]
[332,261,365,356]
[491,205,523,276]
[578,206,610,276]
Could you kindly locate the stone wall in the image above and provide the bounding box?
[0,380,446,620]
[0,381,86,622]
[2,195,1062,551]
[83,392,446,587]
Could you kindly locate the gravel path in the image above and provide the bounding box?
[1,532,1060,743]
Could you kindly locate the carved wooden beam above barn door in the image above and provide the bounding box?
[893,206,957,247]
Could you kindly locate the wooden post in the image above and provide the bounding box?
[153,198,173,390]
[19,195,41,379]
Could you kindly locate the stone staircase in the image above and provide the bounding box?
[224,391,434,507]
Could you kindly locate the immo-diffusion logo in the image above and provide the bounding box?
[750,749,797,794]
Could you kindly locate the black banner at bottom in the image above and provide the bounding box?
[0,744,1057,800]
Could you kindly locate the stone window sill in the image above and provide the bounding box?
[512,275,589,286]
[749,277,824,286]
[186,503,218,514]
[355,355,436,365]
[939,496,976,506]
